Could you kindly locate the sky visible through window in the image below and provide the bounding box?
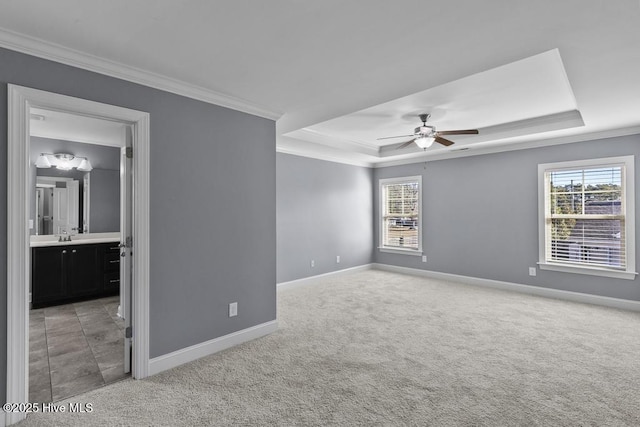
[550,167,621,187]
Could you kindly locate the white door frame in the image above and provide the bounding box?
[6,85,150,426]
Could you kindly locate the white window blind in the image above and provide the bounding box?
[380,177,421,251]
[543,163,627,270]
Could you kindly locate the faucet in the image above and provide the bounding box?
[58,232,72,242]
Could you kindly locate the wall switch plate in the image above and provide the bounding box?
[311,260,315,268]
[336,255,340,264]
[529,267,537,276]
[229,302,238,317]
[422,255,427,263]
[29,219,34,229]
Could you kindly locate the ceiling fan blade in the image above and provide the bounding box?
[377,134,415,141]
[437,129,479,135]
[435,136,455,147]
[395,139,416,150]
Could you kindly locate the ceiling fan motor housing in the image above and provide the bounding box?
[415,125,435,135]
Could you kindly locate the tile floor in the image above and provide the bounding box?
[29,296,129,403]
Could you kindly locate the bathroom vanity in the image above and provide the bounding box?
[31,233,121,308]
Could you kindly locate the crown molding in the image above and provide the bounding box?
[372,125,640,168]
[276,145,374,168]
[0,28,282,121]
[277,125,640,169]
[296,128,380,153]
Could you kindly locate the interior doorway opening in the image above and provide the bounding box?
[28,113,132,402]
[7,85,151,426]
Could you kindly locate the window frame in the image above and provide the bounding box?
[537,155,637,280]
[379,175,423,256]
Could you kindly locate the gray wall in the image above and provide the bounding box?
[276,153,373,283]
[0,46,276,404]
[89,168,120,233]
[30,137,121,234]
[374,134,640,301]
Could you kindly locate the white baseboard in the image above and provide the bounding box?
[373,263,640,312]
[148,320,278,376]
[277,264,373,291]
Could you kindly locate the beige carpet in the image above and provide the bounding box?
[16,269,640,426]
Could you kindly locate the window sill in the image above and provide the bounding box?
[378,247,423,256]
[538,262,638,280]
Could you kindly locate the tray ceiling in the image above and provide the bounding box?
[0,1,639,166]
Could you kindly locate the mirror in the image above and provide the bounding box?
[31,136,121,236]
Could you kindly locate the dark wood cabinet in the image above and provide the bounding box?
[67,245,100,297]
[31,246,67,305]
[31,242,120,308]
[101,244,121,293]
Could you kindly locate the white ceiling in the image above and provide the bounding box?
[1,0,639,166]
[30,107,126,147]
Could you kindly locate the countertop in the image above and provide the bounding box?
[30,232,121,248]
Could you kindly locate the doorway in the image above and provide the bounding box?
[29,125,129,402]
[7,85,151,426]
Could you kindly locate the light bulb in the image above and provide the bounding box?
[54,153,75,170]
[57,160,72,170]
[415,136,434,149]
[78,158,93,172]
[35,154,52,168]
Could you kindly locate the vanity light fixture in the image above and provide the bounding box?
[54,153,75,170]
[77,158,93,172]
[35,153,52,168]
[35,153,93,172]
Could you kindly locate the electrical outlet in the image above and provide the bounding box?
[529,267,537,276]
[336,255,340,264]
[29,219,34,229]
[229,302,238,317]
[422,255,427,263]
[311,260,315,268]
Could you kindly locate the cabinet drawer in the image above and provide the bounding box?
[104,252,120,270]
[104,271,120,291]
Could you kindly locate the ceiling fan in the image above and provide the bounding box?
[377,113,478,149]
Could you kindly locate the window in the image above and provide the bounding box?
[538,156,636,279]
[379,176,422,255]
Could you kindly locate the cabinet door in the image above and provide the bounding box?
[32,247,67,307]
[67,245,100,297]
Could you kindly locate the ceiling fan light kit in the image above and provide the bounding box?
[414,136,434,149]
[377,113,479,150]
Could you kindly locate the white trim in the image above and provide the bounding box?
[537,155,636,280]
[0,28,281,121]
[6,84,30,427]
[538,262,637,280]
[276,145,374,168]
[6,85,151,425]
[131,112,151,380]
[373,263,640,312]
[292,128,380,156]
[371,127,640,169]
[148,320,279,376]
[379,175,423,253]
[378,247,423,256]
[277,264,373,291]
